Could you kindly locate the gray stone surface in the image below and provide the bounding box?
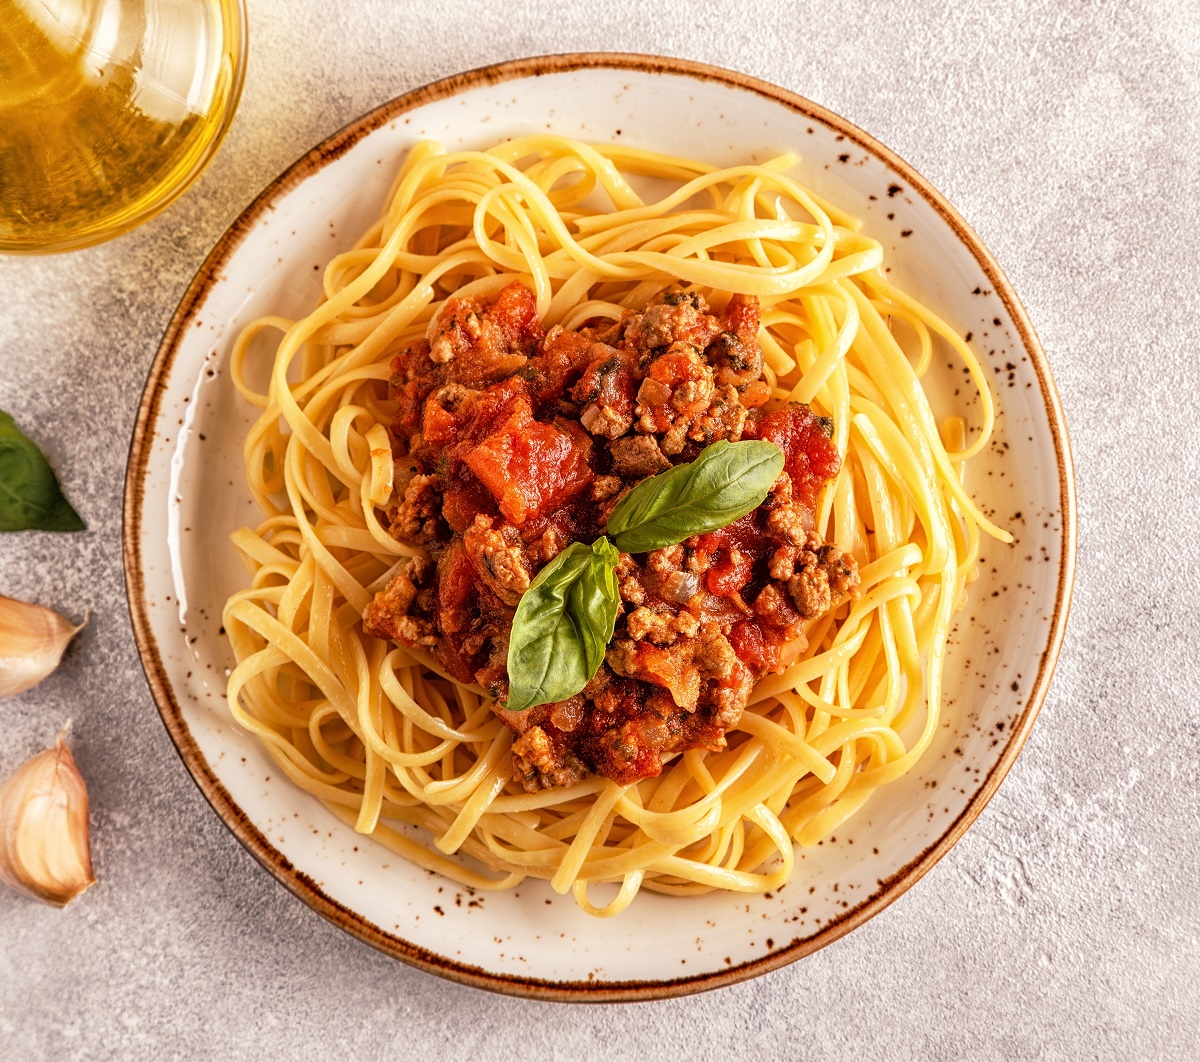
[1,1,1198,1058]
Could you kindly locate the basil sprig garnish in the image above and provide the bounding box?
[0,410,85,533]
[506,538,621,712]
[504,439,783,710]
[607,439,784,553]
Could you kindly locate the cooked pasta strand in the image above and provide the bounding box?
[223,137,1006,915]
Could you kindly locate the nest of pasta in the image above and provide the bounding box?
[224,136,1007,916]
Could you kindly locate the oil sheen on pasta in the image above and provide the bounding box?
[224,135,1010,917]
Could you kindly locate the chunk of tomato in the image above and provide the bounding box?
[747,405,841,511]
[463,407,593,525]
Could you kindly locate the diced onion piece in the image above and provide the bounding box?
[663,571,699,603]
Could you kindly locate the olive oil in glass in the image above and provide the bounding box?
[0,0,246,253]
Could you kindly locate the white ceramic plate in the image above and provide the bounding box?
[124,54,1075,1000]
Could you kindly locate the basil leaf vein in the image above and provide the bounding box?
[0,410,86,533]
[607,439,783,553]
[505,538,620,712]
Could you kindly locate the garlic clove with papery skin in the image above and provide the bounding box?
[0,730,96,907]
[0,595,85,698]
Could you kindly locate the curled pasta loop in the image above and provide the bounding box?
[223,136,1008,916]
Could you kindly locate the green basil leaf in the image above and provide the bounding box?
[577,536,620,657]
[0,411,85,533]
[607,439,783,553]
[505,538,620,712]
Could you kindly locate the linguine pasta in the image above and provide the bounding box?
[223,135,1009,917]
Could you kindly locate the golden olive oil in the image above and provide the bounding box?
[0,0,245,253]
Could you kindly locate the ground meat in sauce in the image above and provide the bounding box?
[363,281,860,791]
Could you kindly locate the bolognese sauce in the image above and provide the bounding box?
[364,282,859,791]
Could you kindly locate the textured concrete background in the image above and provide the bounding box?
[1,1,1198,1059]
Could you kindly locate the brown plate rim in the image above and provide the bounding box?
[122,51,1077,1003]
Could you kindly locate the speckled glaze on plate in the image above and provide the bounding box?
[123,54,1075,1001]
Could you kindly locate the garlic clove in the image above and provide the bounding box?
[0,595,85,698]
[0,730,96,907]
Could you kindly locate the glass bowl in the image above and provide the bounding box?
[0,0,247,254]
